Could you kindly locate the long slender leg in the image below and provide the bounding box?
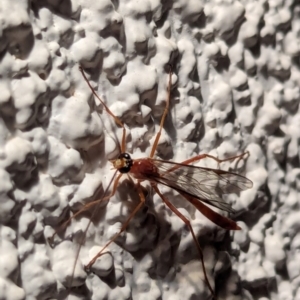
[51,172,123,294]
[150,66,173,158]
[152,184,215,299]
[79,66,127,152]
[48,172,123,246]
[166,151,249,173]
[85,180,146,271]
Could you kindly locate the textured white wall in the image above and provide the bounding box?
[0,0,298,299]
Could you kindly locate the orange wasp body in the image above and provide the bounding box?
[50,66,253,299]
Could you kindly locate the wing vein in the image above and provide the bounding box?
[146,159,252,213]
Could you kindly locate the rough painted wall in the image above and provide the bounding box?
[0,0,298,299]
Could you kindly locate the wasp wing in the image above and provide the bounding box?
[148,159,253,213]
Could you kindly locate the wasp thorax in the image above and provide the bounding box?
[113,152,133,173]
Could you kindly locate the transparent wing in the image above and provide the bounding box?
[148,159,253,213]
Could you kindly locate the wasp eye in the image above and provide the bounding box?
[118,153,131,160]
[117,152,133,173]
